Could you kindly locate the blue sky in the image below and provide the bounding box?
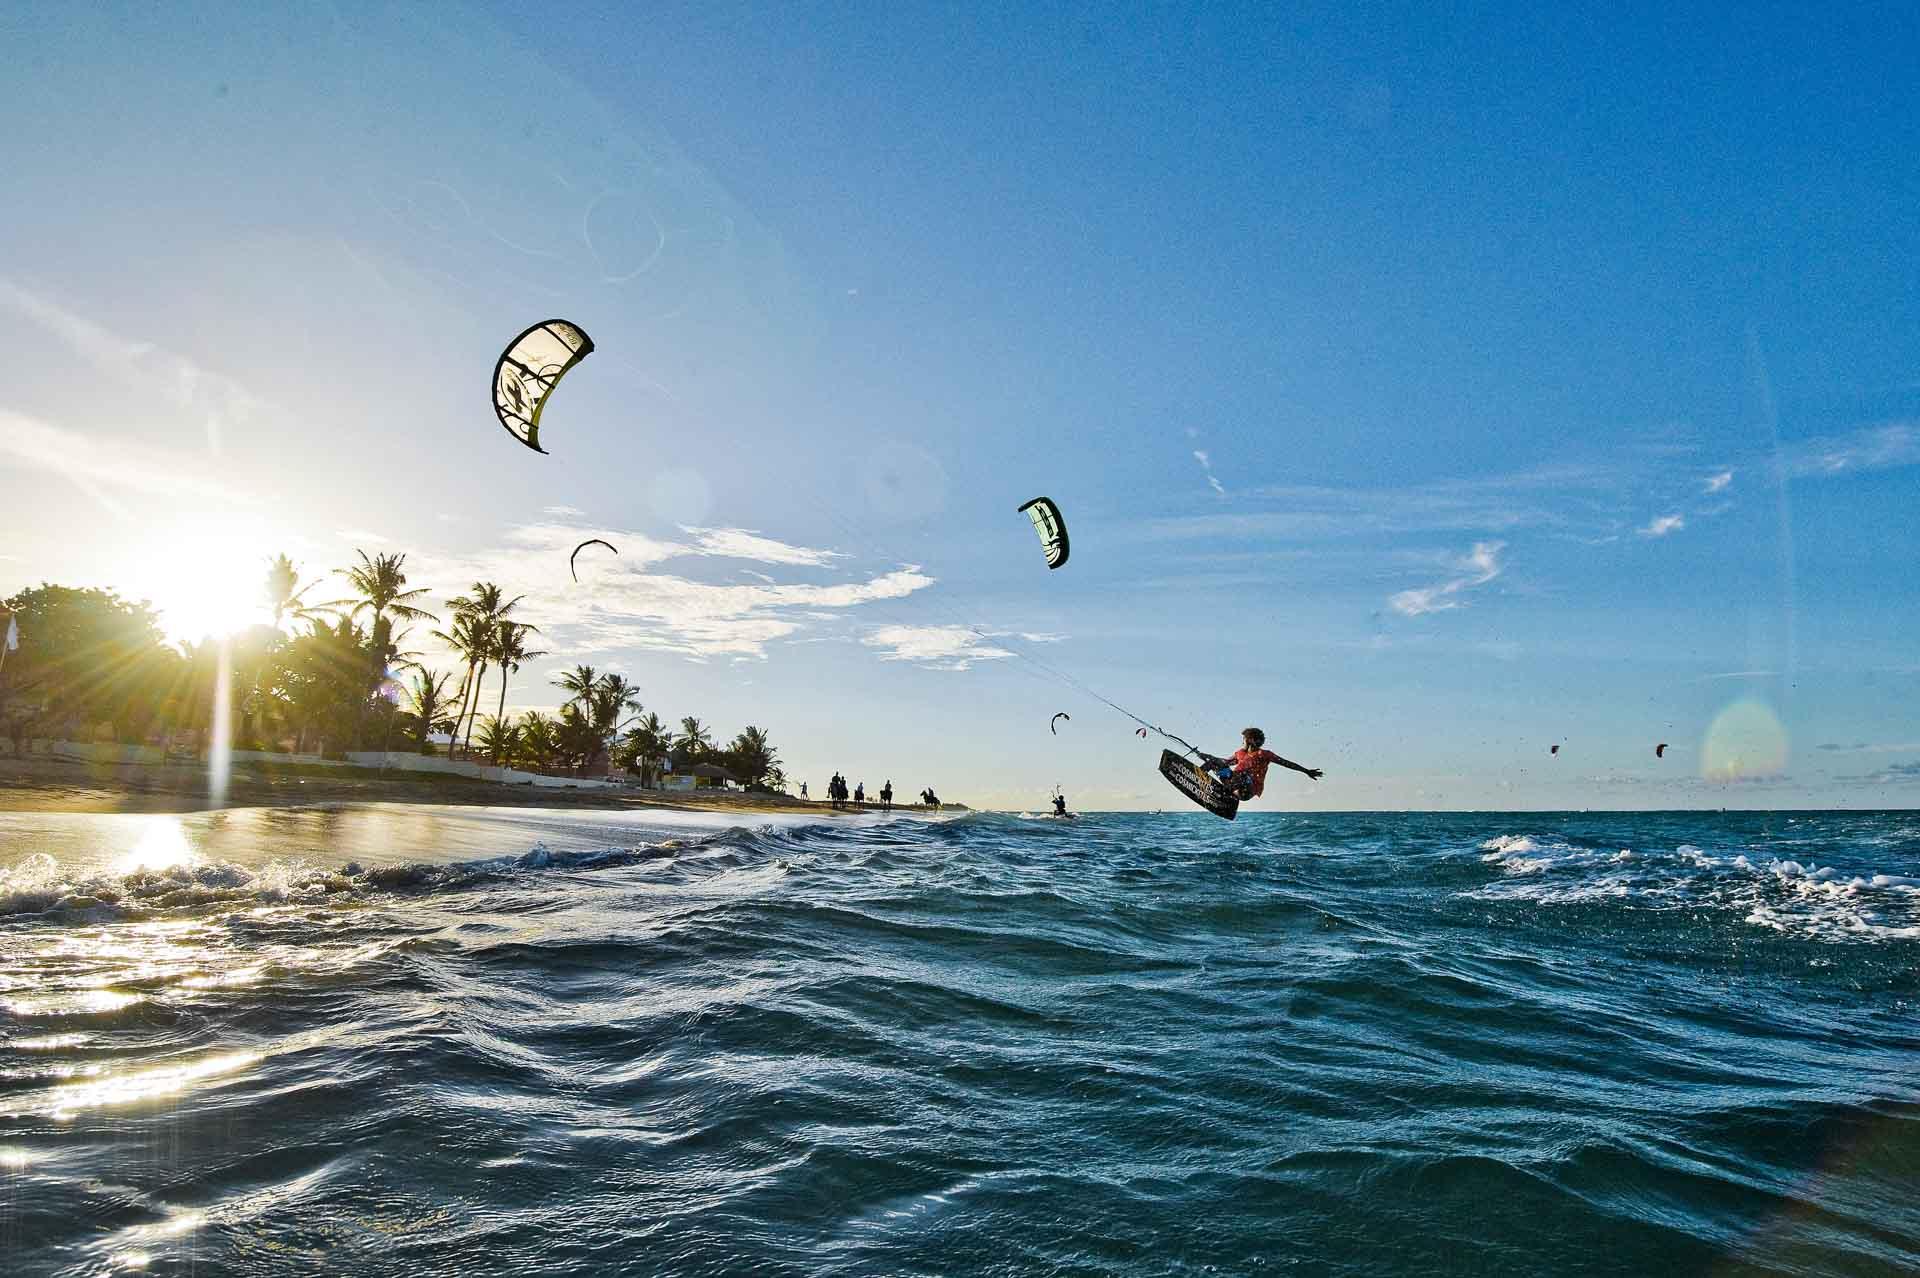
[2,1,1917,809]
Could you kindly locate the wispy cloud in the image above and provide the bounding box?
[1703,470,1733,493]
[1639,513,1685,538]
[1140,464,1618,545]
[861,625,1014,670]
[0,410,253,515]
[1389,540,1504,617]
[1838,760,1920,786]
[1782,422,1919,479]
[1192,449,1227,498]
[337,529,388,545]
[1816,741,1920,754]
[543,505,586,517]
[681,526,844,567]
[1695,670,1778,681]
[0,278,273,454]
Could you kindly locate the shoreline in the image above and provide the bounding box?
[0,757,962,817]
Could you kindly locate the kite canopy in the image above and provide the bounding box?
[493,319,594,453]
[1050,712,1070,735]
[569,538,619,582]
[1018,497,1069,569]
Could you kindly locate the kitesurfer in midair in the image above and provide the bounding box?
[1198,727,1322,801]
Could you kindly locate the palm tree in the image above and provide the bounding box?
[430,611,487,761]
[675,715,712,761]
[574,673,641,776]
[332,551,438,642]
[264,554,324,632]
[442,582,524,758]
[489,620,548,742]
[402,668,458,753]
[555,702,601,774]
[553,664,598,708]
[474,714,522,768]
[329,551,437,749]
[725,725,780,789]
[618,710,669,786]
[517,710,559,773]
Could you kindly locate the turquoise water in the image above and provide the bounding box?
[2,806,1917,1275]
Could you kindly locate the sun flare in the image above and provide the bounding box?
[122,515,278,643]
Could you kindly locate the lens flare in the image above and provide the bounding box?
[1701,698,1789,782]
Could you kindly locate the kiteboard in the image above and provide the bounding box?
[1159,750,1238,820]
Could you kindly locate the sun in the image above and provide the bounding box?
[122,515,280,644]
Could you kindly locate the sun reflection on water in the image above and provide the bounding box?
[40,1051,262,1121]
[117,818,199,876]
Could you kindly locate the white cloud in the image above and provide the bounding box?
[543,504,586,517]
[1191,449,1227,498]
[1703,470,1733,493]
[1388,540,1504,617]
[861,624,1014,670]
[0,410,253,514]
[407,523,932,663]
[337,529,388,545]
[681,526,845,566]
[1018,631,1067,643]
[1639,513,1685,537]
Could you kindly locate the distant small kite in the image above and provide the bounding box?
[1050,712,1070,735]
[1135,728,1148,738]
[569,538,619,582]
[1017,497,1069,570]
[1655,743,1669,758]
[1550,744,1560,755]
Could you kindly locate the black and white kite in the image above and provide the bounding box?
[1018,497,1069,570]
[493,319,594,453]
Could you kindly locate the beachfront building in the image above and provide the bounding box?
[659,762,742,792]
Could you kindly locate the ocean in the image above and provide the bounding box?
[2,805,1916,1276]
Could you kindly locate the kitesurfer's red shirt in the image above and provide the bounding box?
[1228,748,1285,797]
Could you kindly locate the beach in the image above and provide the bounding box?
[0,755,834,816]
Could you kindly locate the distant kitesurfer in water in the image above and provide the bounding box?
[1052,792,1068,816]
[1197,727,1322,801]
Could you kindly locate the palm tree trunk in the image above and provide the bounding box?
[461,663,489,758]
[451,663,475,759]
[493,667,510,765]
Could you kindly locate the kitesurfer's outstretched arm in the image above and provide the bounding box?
[1269,753,1323,782]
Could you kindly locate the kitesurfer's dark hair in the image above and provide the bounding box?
[1242,727,1265,747]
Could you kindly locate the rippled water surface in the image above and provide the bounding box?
[3,805,1917,1276]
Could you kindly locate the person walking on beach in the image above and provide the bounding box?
[880,780,892,811]
[800,781,808,801]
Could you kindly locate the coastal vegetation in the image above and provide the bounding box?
[0,551,784,791]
